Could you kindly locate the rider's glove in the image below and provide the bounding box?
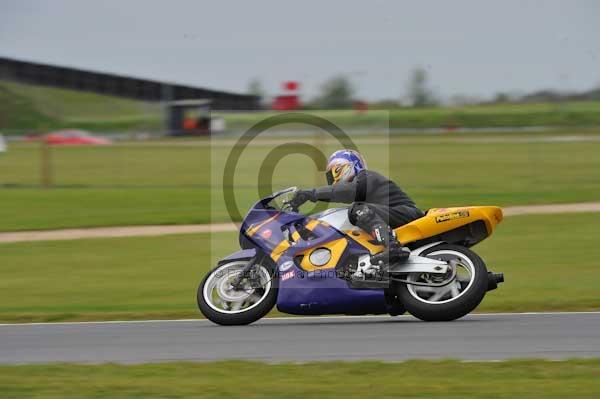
[290,189,317,209]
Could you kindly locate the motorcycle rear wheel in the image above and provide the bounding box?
[396,244,488,321]
[197,260,278,325]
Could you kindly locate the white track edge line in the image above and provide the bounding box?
[0,311,599,327]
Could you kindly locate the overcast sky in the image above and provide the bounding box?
[1,0,599,101]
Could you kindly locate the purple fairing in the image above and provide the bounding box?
[276,262,387,315]
[223,189,387,316]
[240,208,306,252]
[275,239,387,316]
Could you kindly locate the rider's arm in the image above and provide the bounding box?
[313,181,358,203]
[296,171,367,206]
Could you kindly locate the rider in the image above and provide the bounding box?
[290,149,424,266]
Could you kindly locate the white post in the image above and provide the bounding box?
[41,139,53,188]
[0,133,6,153]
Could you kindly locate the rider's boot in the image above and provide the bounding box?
[349,203,410,273]
[369,223,410,271]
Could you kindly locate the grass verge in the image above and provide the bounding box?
[1,359,599,399]
[219,102,600,130]
[0,81,160,132]
[1,136,600,231]
[3,79,600,132]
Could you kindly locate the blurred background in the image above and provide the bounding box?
[0,0,599,323]
[1,1,600,397]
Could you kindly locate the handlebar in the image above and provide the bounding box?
[281,201,299,213]
[264,186,299,212]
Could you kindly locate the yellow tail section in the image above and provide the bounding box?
[346,206,503,254]
[395,206,503,245]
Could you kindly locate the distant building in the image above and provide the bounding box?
[272,81,301,110]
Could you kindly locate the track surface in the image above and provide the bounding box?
[1,312,599,364]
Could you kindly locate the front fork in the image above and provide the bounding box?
[230,252,265,290]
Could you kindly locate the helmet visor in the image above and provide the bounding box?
[326,162,354,185]
[326,169,334,185]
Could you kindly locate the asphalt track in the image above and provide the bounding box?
[1,312,599,364]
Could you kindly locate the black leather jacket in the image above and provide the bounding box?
[313,170,419,209]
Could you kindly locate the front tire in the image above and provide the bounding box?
[396,244,488,321]
[197,260,278,325]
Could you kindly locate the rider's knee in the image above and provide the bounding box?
[348,203,375,227]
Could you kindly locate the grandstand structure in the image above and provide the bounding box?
[0,56,260,110]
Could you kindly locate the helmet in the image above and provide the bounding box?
[325,149,367,185]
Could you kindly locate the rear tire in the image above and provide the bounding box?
[197,261,278,326]
[397,244,488,321]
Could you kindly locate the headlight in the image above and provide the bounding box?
[309,248,331,267]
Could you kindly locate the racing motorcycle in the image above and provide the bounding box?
[197,187,504,325]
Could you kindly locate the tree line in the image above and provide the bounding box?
[247,67,437,109]
[248,68,600,109]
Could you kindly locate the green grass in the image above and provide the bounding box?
[1,136,600,231]
[218,102,600,130]
[0,81,160,133]
[0,187,214,230]
[0,81,160,121]
[2,79,600,134]
[0,84,56,131]
[1,359,599,399]
[476,213,600,312]
[0,212,598,323]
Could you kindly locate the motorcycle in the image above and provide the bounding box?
[197,187,504,325]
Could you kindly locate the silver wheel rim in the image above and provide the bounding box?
[407,249,476,305]
[202,261,272,314]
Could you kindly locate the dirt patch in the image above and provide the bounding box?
[2,202,600,244]
[503,202,600,216]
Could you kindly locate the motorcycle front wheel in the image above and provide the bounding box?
[197,260,278,325]
[396,244,488,321]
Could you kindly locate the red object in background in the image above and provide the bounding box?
[442,124,459,132]
[43,130,111,145]
[353,101,368,113]
[283,81,299,91]
[183,118,198,131]
[272,80,301,110]
[272,95,300,110]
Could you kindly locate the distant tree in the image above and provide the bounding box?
[406,67,437,107]
[493,92,511,103]
[312,75,355,109]
[586,86,600,101]
[449,94,483,106]
[247,78,266,101]
[520,89,563,103]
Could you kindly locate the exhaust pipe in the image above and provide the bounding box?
[487,271,504,291]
